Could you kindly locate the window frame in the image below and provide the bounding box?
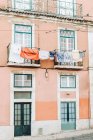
[60,29,75,51]
[13,0,32,10]
[60,75,76,88]
[14,24,32,48]
[14,91,32,99]
[14,74,32,88]
[58,0,75,17]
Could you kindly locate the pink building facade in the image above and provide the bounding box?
[0,0,93,139]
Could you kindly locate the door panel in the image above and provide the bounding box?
[14,103,31,136]
[61,102,76,130]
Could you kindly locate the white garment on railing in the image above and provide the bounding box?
[72,50,82,62]
[64,51,73,63]
[39,50,49,60]
[9,43,24,63]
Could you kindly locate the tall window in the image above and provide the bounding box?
[14,74,32,87]
[14,0,32,10]
[60,30,75,51]
[58,0,74,17]
[14,24,32,48]
[60,75,76,88]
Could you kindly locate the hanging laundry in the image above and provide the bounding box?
[56,52,64,62]
[64,51,73,63]
[20,48,39,60]
[9,43,24,63]
[79,51,85,58]
[49,51,55,60]
[39,50,49,60]
[72,50,81,62]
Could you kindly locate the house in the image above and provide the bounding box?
[0,0,93,139]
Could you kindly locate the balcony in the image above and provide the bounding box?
[7,43,40,67]
[54,50,84,70]
[6,0,82,18]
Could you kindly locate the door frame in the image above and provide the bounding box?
[57,74,79,130]
[60,101,76,130]
[10,71,35,137]
[14,102,31,136]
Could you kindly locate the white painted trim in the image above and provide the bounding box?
[75,30,77,50]
[10,70,36,128]
[60,88,76,91]
[60,98,76,102]
[12,25,14,44]
[88,30,93,121]
[76,74,79,127]
[57,72,61,120]
[57,72,79,130]
[10,73,14,126]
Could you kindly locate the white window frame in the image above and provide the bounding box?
[12,0,34,10]
[57,0,76,17]
[60,75,76,88]
[58,28,77,52]
[12,23,35,48]
[14,74,32,87]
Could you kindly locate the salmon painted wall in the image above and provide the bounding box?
[0,0,93,20]
[79,71,90,119]
[0,16,11,66]
[0,68,10,125]
[0,0,90,124]
[77,0,93,20]
[35,69,58,120]
[0,15,89,67]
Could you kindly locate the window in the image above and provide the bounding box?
[60,102,76,123]
[60,30,75,51]
[60,75,76,88]
[14,0,32,10]
[58,0,74,17]
[14,24,32,48]
[14,74,32,87]
[14,91,32,99]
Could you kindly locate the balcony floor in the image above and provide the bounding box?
[54,65,83,70]
[7,62,40,68]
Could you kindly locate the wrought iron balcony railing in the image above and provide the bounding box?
[7,43,40,67]
[6,0,82,18]
[54,50,84,69]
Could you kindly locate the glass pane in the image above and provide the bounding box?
[18,121,21,125]
[18,104,21,109]
[15,81,22,87]
[17,110,21,114]
[27,120,30,125]
[24,34,31,47]
[15,75,22,80]
[14,74,32,87]
[69,76,76,87]
[24,115,27,120]
[14,91,32,99]
[24,81,31,86]
[15,25,31,33]
[27,115,30,120]
[15,33,23,45]
[15,121,18,126]
[60,76,67,87]
[15,115,18,121]
[24,75,31,80]
[18,115,21,120]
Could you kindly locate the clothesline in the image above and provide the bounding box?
[9,44,86,63]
